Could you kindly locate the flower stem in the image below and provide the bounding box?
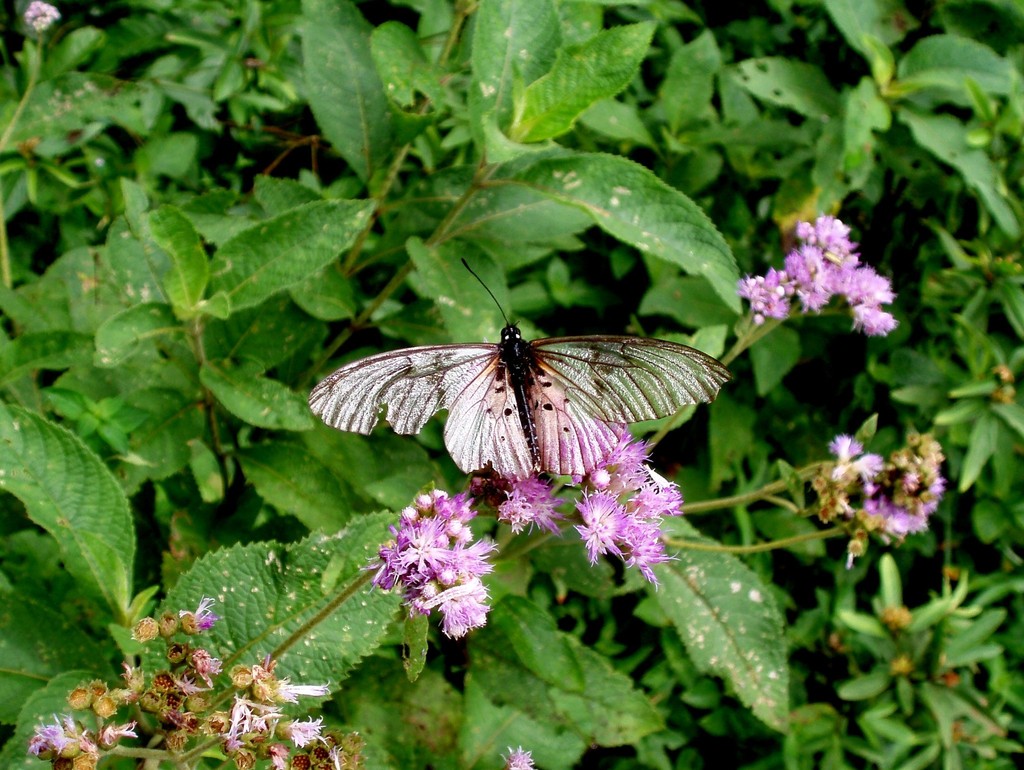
[683,461,828,514]
[667,527,844,554]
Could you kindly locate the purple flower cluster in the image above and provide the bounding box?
[737,215,897,335]
[373,490,496,638]
[497,475,563,534]
[815,433,946,561]
[575,434,685,584]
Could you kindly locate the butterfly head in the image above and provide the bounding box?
[500,324,523,344]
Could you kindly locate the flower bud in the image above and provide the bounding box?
[133,617,159,643]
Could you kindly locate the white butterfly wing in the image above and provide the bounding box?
[531,336,731,424]
[527,372,622,477]
[309,344,498,436]
[444,359,534,479]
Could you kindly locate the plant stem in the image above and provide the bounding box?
[683,462,828,514]
[667,527,844,554]
[0,40,44,288]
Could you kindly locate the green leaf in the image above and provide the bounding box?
[200,360,314,431]
[837,668,892,701]
[959,410,999,491]
[0,331,93,387]
[579,98,655,147]
[897,34,1016,98]
[238,442,357,530]
[371,21,443,107]
[208,200,374,313]
[994,280,1024,339]
[252,175,322,216]
[659,30,721,132]
[992,402,1024,443]
[0,591,108,723]
[732,58,841,118]
[301,0,392,181]
[656,518,790,731]
[749,325,801,396]
[824,0,914,61]
[471,598,664,748]
[148,205,210,314]
[511,153,740,309]
[899,110,1020,238]
[469,0,561,155]
[489,596,586,692]
[0,405,134,616]
[94,303,181,368]
[289,264,358,321]
[509,22,655,142]
[118,388,205,491]
[638,275,737,327]
[407,238,506,341]
[160,518,401,684]
[402,614,429,681]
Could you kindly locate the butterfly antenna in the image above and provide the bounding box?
[461,258,511,326]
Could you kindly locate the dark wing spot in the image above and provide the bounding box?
[543,403,554,411]
[503,408,513,416]
[499,434,506,442]
[541,381,552,387]
[494,386,505,393]
[562,426,570,433]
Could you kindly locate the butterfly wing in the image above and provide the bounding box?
[528,336,730,474]
[309,343,499,437]
[443,358,534,479]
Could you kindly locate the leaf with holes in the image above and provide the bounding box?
[655,518,789,731]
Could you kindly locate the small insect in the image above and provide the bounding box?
[309,268,730,479]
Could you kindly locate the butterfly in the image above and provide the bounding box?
[309,322,730,480]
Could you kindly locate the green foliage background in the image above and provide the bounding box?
[1,0,1023,768]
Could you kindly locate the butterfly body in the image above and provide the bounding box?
[310,325,730,479]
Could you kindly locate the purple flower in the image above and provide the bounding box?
[737,267,792,324]
[180,595,220,632]
[498,475,563,533]
[373,490,496,638]
[738,215,897,335]
[573,434,685,584]
[282,716,324,748]
[817,432,946,558]
[190,648,222,687]
[504,746,536,770]
[28,716,73,757]
[97,721,137,748]
[24,1,60,33]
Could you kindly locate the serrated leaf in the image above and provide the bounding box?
[238,442,356,530]
[200,360,314,431]
[732,58,841,118]
[160,518,401,686]
[253,175,322,216]
[208,200,374,313]
[148,204,210,314]
[301,0,392,181]
[94,303,181,368]
[655,519,789,731]
[510,22,654,142]
[0,405,134,616]
[511,153,740,309]
[0,331,93,386]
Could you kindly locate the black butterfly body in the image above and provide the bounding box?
[309,324,730,479]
